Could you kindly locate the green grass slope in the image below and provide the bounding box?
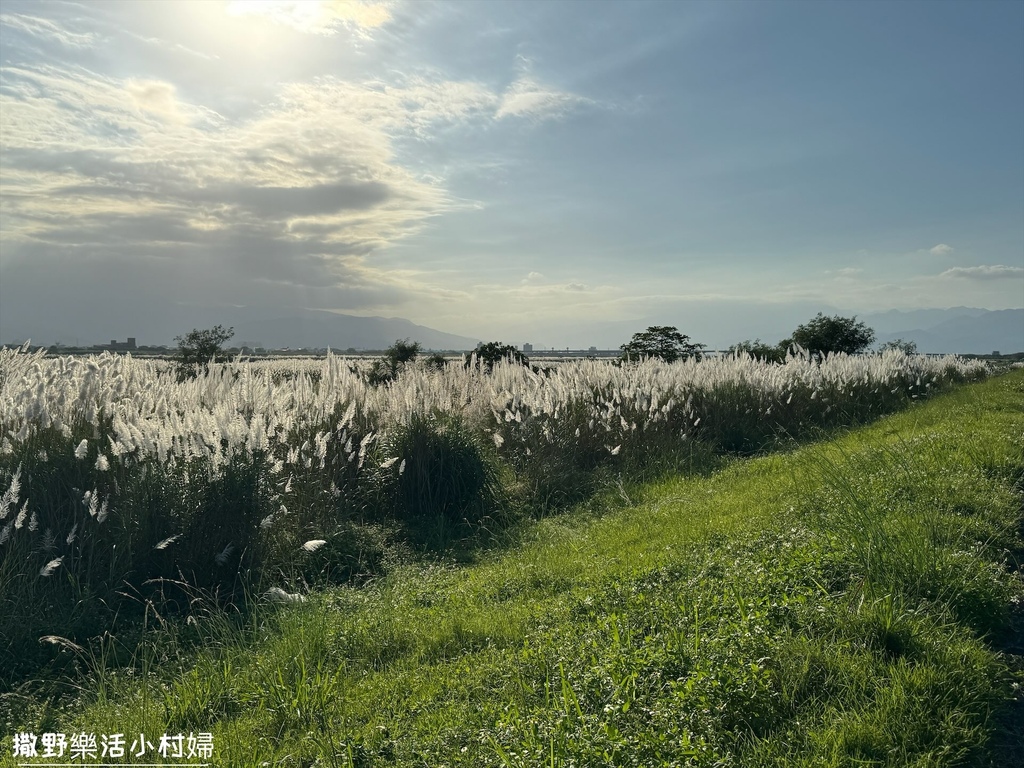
[4,370,1023,767]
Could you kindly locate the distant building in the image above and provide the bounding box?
[100,337,136,351]
[588,346,597,354]
[523,343,533,354]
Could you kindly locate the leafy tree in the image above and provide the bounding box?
[879,338,918,355]
[728,338,786,364]
[368,339,421,386]
[620,326,706,363]
[780,313,875,357]
[173,325,234,380]
[465,342,529,372]
[425,353,448,371]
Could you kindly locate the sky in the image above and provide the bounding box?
[1,0,1022,348]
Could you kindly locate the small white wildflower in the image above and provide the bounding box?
[302,539,327,553]
[607,445,621,456]
[74,439,88,459]
[264,587,305,603]
[40,557,63,577]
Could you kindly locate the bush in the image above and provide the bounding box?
[368,339,421,386]
[376,412,506,534]
[728,339,786,364]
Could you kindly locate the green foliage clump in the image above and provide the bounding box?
[728,338,787,363]
[620,326,706,363]
[368,338,421,386]
[173,325,234,380]
[781,313,875,357]
[466,342,529,372]
[376,412,507,538]
[879,338,918,355]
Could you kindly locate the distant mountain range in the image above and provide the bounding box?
[861,307,1023,355]
[0,304,480,351]
[1,301,1019,355]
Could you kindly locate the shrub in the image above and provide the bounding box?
[728,338,786,364]
[376,412,506,533]
[368,339,421,386]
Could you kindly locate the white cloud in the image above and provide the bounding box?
[496,77,592,121]
[0,13,97,48]
[125,80,185,123]
[836,267,862,277]
[521,271,544,284]
[929,243,953,256]
[939,265,1024,280]
[0,64,473,293]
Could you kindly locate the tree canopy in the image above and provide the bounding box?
[781,313,875,357]
[728,338,786,364]
[465,342,529,372]
[173,325,234,380]
[620,326,706,363]
[368,338,421,386]
[879,338,918,355]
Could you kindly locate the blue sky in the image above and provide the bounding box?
[1,0,1021,348]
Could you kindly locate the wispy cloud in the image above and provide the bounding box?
[929,243,953,256]
[0,13,97,48]
[939,265,1024,280]
[496,76,593,121]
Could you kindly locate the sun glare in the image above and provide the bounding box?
[225,0,390,36]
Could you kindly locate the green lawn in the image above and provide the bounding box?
[4,370,1022,767]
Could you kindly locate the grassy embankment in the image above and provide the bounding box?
[4,369,1023,767]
